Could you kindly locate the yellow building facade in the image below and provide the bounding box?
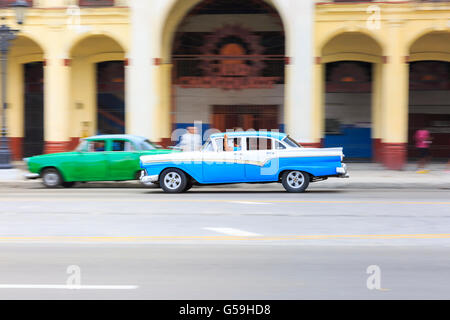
[0,0,448,170]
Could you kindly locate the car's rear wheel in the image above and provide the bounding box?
[41,168,63,188]
[281,170,310,193]
[160,168,188,193]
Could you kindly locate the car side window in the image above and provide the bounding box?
[86,140,106,152]
[111,140,135,152]
[215,138,224,152]
[246,138,272,151]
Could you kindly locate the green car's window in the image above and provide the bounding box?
[85,140,106,152]
[111,140,135,152]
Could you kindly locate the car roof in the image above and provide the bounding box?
[210,131,287,140]
[84,134,148,143]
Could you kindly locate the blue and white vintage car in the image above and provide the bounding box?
[140,131,348,193]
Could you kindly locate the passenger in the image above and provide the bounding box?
[224,134,241,151]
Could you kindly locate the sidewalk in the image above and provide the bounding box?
[0,162,449,190]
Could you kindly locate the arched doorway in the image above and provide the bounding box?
[8,36,44,159]
[169,0,286,140]
[69,35,125,144]
[96,61,125,135]
[408,32,450,160]
[23,62,44,157]
[321,32,383,160]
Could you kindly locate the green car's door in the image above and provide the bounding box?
[74,139,108,181]
[105,139,139,180]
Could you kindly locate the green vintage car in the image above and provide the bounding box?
[24,134,177,188]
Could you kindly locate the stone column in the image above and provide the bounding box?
[43,55,71,154]
[311,59,325,148]
[156,63,173,145]
[7,60,23,160]
[283,0,316,146]
[126,0,159,141]
[381,20,409,170]
[371,62,383,163]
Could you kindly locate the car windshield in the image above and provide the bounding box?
[202,139,214,152]
[283,136,302,148]
[140,139,160,150]
[75,140,87,152]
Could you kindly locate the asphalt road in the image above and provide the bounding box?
[0,186,449,299]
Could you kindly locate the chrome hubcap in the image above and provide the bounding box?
[44,173,59,186]
[164,172,182,190]
[287,171,304,189]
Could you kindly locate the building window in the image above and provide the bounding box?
[0,0,33,7]
[79,0,114,7]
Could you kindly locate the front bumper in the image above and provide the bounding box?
[139,170,159,185]
[24,173,40,180]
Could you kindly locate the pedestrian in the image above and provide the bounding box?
[178,126,202,152]
[414,128,432,173]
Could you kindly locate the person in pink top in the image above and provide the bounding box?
[414,128,432,173]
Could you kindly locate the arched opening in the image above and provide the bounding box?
[321,32,382,160]
[168,0,286,140]
[408,32,450,160]
[69,35,125,145]
[96,61,125,135]
[8,36,44,159]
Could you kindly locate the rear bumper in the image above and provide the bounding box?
[336,163,349,178]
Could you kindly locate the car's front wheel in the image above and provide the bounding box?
[160,168,188,193]
[41,168,63,188]
[281,170,310,193]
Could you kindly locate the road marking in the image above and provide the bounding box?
[203,227,262,237]
[230,201,271,205]
[0,284,138,290]
[0,233,449,242]
[0,198,449,205]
